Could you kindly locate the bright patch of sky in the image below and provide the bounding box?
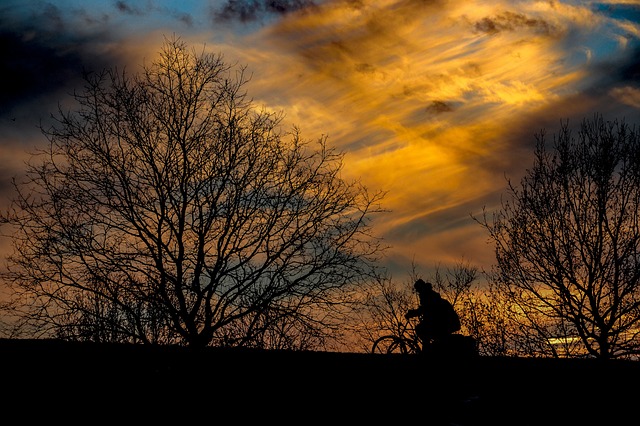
[1,0,639,276]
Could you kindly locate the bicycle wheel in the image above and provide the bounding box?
[371,335,410,354]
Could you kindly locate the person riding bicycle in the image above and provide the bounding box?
[405,279,461,348]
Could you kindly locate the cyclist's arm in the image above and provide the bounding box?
[405,308,420,319]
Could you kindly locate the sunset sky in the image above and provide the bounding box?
[1,0,639,281]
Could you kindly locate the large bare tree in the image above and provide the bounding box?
[0,37,386,349]
[476,114,640,359]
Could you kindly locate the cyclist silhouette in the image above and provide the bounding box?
[405,279,461,349]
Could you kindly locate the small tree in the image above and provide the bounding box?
[475,114,640,359]
[0,36,386,349]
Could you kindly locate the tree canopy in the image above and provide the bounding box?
[0,36,386,349]
[476,114,640,359]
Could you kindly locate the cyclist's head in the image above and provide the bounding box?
[414,279,432,293]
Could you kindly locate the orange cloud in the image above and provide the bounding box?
[2,0,638,279]
[203,0,640,275]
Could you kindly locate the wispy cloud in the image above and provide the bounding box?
[211,0,316,22]
[234,0,640,270]
[0,0,639,276]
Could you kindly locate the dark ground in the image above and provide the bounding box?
[1,338,638,425]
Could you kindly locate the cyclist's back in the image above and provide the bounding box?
[405,279,461,345]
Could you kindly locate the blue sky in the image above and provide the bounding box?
[1,0,640,280]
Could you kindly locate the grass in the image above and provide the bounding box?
[1,338,637,425]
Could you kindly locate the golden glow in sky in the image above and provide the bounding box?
[1,0,639,276]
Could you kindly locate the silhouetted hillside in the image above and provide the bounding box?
[1,338,637,425]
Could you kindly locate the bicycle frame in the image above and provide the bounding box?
[371,320,478,358]
[371,320,422,355]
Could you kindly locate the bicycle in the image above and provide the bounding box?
[371,320,422,355]
[371,320,478,358]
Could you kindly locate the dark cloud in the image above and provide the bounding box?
[355,63,376,74]
[593,3,640,23]
[616,45,640,83]
[0,31,73,112]
[474,11,553,36]
[0,6,127,119]
[212,0,316,23]
[173,11,194,27]
[577,42,640,103]
[115,1,193,26]
[265,0,315,14]
[426,100,453,114]
[115,1,145,15]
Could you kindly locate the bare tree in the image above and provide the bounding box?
[475,114,640,359]
[0,36,386,350]
[432,257,477,308]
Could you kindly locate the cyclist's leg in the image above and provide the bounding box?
[416,324,437,355]
[431,333,478,358]
[423,332,449,357]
